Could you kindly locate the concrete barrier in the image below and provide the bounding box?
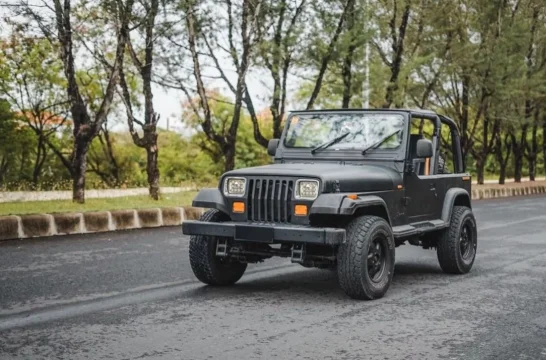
[0,216,20,240]
[54,213,83,234]
[0,184,544,241]
[0,206,196,240]
[111,209,138,230]
[21,214,54,237]
[84,212,111,233]
[161,207,184,226]
[137,208,161,228]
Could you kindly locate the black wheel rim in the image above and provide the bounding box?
[459,221,474,260]
[367,235,387,283]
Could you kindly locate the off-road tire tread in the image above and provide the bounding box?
[189,209,247,285]
[337,216,395,300]
[437,206,476,274]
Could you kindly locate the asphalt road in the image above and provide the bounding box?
[1,196,546,360]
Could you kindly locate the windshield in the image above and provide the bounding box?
[284,113,405,152]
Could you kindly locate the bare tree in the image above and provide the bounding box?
[170,0,263,172]
[340,0,357,108]
[87,120,123,187]
[306,0,352,110]
[372,0,412,108]
[244,0,307,146]
[118,0,161,199]
[16,0,134,202]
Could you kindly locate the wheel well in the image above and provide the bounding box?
[454,194,471,208]
[353,205,391,225]
[309,205,391,228]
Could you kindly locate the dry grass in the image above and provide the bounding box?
[0,191,197,216]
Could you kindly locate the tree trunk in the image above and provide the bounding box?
[341,50,354,108]
[32,140,45,187]
[495,132,510,185]
[0,157,7,185]
[527,114,538,181]
[383,2,411,108]
[460,74,471,161]
[476,157,485,185]
[224,145,236,173]
[529,158,535,182]
[306,0,351,110]
[341,0,356,109]
[498,165,506,185]
[542,119,546,179]
[71,141,89,204]
[513,151,523,183]
[146,145,160,200]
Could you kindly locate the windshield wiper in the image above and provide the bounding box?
[311,132,351,154]
[361,129,402,155]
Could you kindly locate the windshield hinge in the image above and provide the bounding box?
[333,180,341,193]
[404,160,414,173]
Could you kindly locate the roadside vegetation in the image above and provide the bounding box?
[0,191,197,216]
[1,0,546,203]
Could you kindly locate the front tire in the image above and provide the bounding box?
[437,206,477,274]
[189,210,247,285]
[337,216,395,300]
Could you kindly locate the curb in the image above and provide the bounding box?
[0,207,204,241]
[470,184,546,200]
[1,184,545,241]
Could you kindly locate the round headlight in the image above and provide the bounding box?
[223,177,246,197]
[295,179,319,200]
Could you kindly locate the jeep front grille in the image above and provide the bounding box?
[247,179,294,223]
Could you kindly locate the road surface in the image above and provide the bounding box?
[1,195,546,359]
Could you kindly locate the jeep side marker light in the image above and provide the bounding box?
[294,205,308,216]
[233,202,245,213]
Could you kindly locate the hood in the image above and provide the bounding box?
[224,163,403,193]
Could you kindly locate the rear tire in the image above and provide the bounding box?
[189,210,247,285]
[437,206,477,274]
[337,216,395,300]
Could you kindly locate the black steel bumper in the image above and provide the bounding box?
[182,221,345,245]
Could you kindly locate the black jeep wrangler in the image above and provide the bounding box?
[182,109,477,300]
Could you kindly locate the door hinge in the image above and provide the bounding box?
[402,197,410,206]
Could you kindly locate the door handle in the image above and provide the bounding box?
[429,183,436,191]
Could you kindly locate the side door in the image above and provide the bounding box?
[404,116,443,223]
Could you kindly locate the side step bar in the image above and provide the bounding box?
[392,220,447,238]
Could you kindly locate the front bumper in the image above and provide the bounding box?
[182,221,345,245]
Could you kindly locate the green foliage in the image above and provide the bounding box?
[183,93,271,179]
[3,0,546,191]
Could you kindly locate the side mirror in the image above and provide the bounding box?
[416,139,433,158]
[267,139,280,156]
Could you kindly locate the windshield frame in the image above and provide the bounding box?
[277,110,410,162]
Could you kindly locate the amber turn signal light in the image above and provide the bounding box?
[347,194,358,200]
[294,205,308,216]
[232,202,245,213]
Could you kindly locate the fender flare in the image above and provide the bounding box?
[191,188,229,215]
[441,188,471,223]
[310,194,392,224]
